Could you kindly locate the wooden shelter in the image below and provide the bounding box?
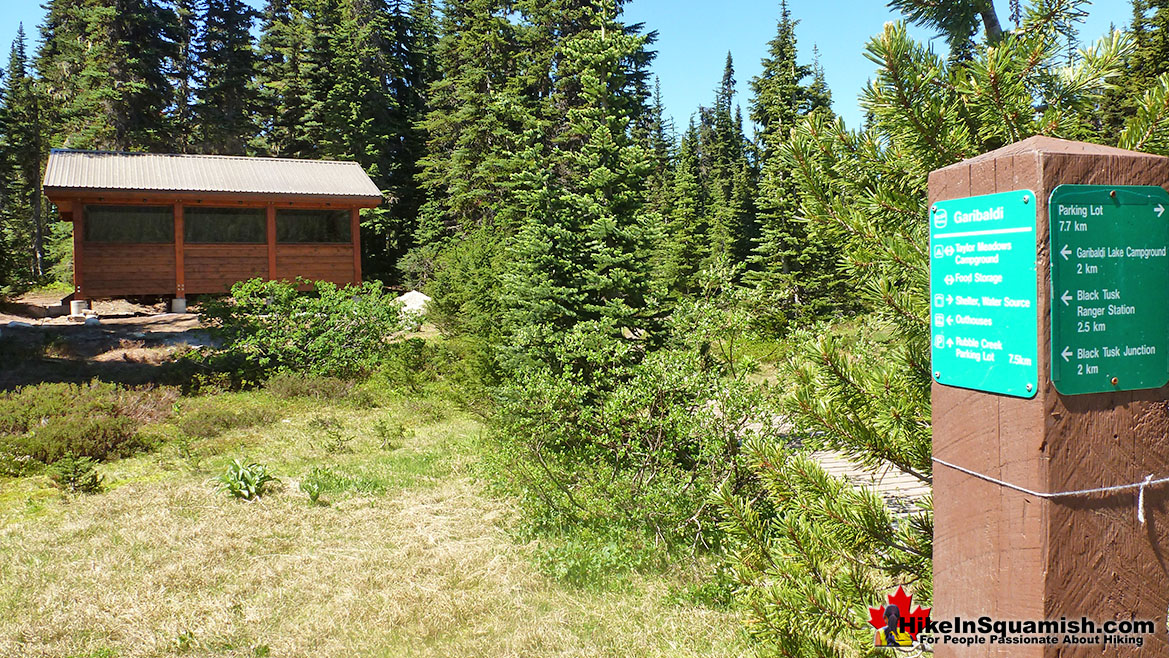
[42,150,383,305]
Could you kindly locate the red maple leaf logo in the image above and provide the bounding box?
[867,586,931,640]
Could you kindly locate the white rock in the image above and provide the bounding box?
[395,290,431,315]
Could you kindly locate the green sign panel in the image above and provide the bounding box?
[930,190,1038,398]
[1049,184,1169,395]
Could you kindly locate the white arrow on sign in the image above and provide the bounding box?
[946,315,953,325]
[946,295,953,304]
[1061,290,1072,306]
[1060,244,1071,260]
[1061,346,1072,362]
[1156,203,1165,218]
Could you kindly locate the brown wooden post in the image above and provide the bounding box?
[267,204,277,280]
[71,200,84,301]
[931,136,1169,657]
[173,202,185,302]
[350,207,362,284]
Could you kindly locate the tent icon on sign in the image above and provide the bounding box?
[933,208,948,229]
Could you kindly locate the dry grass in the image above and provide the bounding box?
[0,394,749,658]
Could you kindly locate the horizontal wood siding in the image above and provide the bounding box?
[83,243,176,297]
[184,244,268,294]
[275,244,356,287]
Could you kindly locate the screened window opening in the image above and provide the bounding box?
[84,205,174,243]
[185,207,266,243]
[276,209,351,243]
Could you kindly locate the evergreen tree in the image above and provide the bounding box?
[745,1,840,328]
[252,0,312,157]
[1,25,47,280]
[717,4,1141,654]
[887,0,1005,57]
[414,0,528,244]
[658,119,708,295]
[41,0,179,150]
[501,0,659,375]
[690,54,756,275]
[171,0,200,152]
[1103,0,1169,139]
[193,0,258,154]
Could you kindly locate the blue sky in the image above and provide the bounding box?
[0,0,1130,132]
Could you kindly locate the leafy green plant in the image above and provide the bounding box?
[299,472,323,505]
[322,427,352,454]
[48,453,104,494]
[201,279,405,379]
[174,434,201,471]
[215,459,280,501]
[298,465,385,498]
[373,415,412,450]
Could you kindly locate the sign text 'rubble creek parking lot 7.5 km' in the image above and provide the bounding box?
[1049,184,1169,395]
[930,190,1039,399]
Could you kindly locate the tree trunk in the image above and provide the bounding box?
[32,187,43,278]
[978,0,1004,42]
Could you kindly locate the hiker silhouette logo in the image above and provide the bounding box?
[868,586,930,648]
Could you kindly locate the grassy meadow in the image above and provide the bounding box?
[0,385,750,658]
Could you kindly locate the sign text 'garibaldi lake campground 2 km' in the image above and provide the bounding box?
[930,190,1039,399]
[1049,184,1169,395]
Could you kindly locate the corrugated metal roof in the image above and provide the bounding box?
[43,150,383,201]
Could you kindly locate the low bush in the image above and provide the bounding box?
[48,453,105,494]
[201,278,405,379]
[490,320,781,550]
[376,338,442,394]
[533,526,669,589]
[216,459,280,501]
[266,373,354,400]
[373,414,412,450]
[0,381,176,465]
[178,402,277,439]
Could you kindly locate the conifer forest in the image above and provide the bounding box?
[5,0,1169,656]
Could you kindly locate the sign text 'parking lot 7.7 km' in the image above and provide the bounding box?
[1049,184,1169,395]
[930,190,1038,399]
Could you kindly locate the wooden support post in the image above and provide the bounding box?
[931,136,1169,656]
[351,207,362,284]
[71,200,84,300]
[173,202,185,301]
[267,205,277,280]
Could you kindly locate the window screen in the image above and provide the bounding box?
[84,205,174,243]
[276,209,351,243]
[184,207,266,243]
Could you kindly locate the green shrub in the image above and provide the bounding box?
[533,526,668,589]
[201,278,405,379]
[377,338,441,393]
[490,314,781,548]
[179,403,276,439]
[215,459,280,501]
[373,415,412,450]
[299,465,385,496]
[322,426,352,454]
[48,453,105,494]
[0,381,176,465]
[266,373,353,400]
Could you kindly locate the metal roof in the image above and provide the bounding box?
[43,150,383,202]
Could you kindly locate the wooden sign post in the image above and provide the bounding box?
[931,136,1169,656]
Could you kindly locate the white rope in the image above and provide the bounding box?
[932,457,1169,525]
